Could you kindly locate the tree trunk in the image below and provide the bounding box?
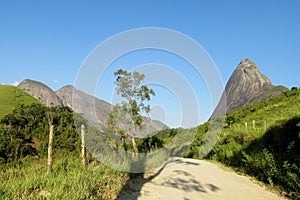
[112,138,118,163]
[131,137,139,157]
[122,137,126,151]
[81,124,86,168]
[47,124,54,174]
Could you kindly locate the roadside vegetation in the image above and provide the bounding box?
[137,88,299,198]
[182,88,300,199]
[0,103,129,199]
[0,155,129,199]
[1,83,299,199]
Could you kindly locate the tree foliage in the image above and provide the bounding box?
[108,69,155,154]
[113,69,155,128]
[0,104,85,164]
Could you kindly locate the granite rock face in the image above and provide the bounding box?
[224,58,273,112]
[56,85,112,128]
[212,59,288,117]
[18,79,63,107]
[17,80,167,135]
[56,85,168,136]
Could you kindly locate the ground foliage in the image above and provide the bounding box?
[183,88,300,199]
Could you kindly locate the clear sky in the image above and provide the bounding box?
[0,1,299,128]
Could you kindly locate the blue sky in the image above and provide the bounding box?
[0,1,299,128]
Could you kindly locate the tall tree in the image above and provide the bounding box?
[108,69,155,156]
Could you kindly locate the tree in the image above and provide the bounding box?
[225,114,236,128]
[108,69,155,156]
[0,104,83,164]
[291,87,298,91]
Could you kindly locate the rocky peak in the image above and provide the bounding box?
[55,85,76,107]
[18,79,63,107]
[212,59,287,117]
[228,58,273,96]
[237,58,258,69]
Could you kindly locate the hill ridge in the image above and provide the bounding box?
[18,79,63,107]
[0,85,39,119]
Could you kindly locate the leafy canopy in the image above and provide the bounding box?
[110,69,155,133]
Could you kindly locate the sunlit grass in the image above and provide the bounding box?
[0,154,129,199]
[0,85,38,119]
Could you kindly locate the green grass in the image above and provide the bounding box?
[0,154,130,200]
[259,85,288,96]
[0,102,130,199]
[183,89,300,198]
[0,85,38,119]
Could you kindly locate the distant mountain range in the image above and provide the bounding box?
[10,58,289,130]
[212,58,288,118]
[17,79,168,136]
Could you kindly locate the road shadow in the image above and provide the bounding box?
[172,158,201,166]
[117,128,221,199]
[117,157,220,200]
[117,156,173,200]
[153,159,220,194]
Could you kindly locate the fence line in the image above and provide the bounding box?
[234,120,267,131]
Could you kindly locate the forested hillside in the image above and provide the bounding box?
[0,104,81,163]
[0,104,129,199]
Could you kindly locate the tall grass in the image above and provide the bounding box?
[0,154,129,199]
[183,89,300,199]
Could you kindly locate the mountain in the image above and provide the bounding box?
[16,79,167,135]
[212,58,288,117]
[0,85,39,119]
[56,85,112,127]
[56,85,168,137]
[18,79,63,107]
[185,86,300,198]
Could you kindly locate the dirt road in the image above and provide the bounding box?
[118,157,285,200]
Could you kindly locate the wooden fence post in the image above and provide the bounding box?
[253,120,256,130]
[148,142,152,152]
[264,120,267,131]
[245,122,248,132]
[81,124,87,168]
[47,124,54,174]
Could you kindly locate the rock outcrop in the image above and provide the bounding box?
[56,85,168,136]
[56,85,112,128]
[212,58,288,117]
[17,80,167,136]
[18,79,63,107]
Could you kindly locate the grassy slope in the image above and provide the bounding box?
[0,85,38,119]
[183,88,300,198]
[227,88,299,127]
